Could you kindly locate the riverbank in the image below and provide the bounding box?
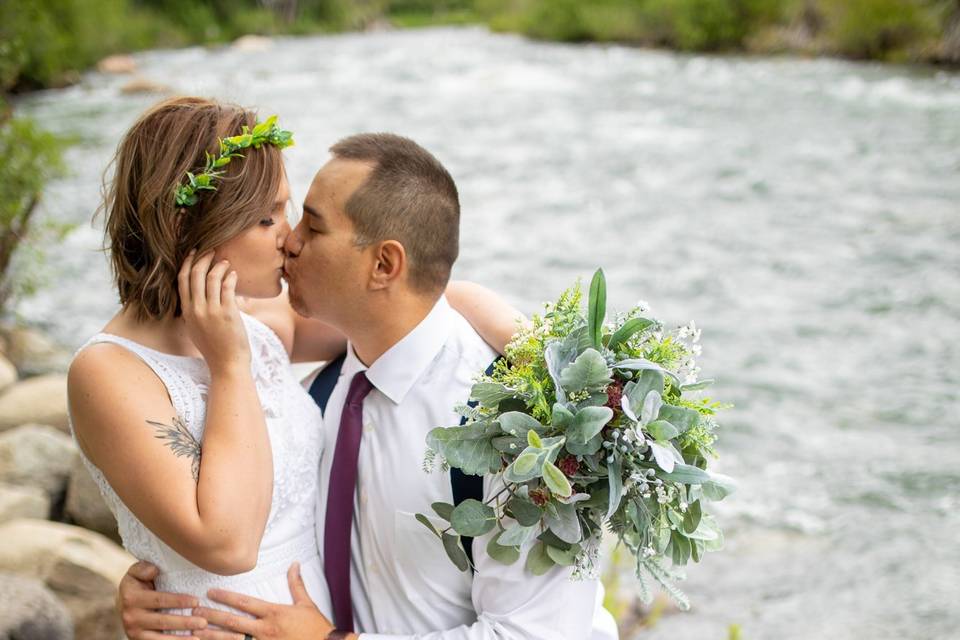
[404,0,960,67]
[3,0,958,96]
[0,322,136,638]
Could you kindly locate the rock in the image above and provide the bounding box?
[232,34,272,51]
[96,54,137,74]
[0,374,69,433]
[0,326,71,377]
[0,572,73,640]
[65,457,118,541]
[120,76,171,94]
[0,483,50,524]
[0,355,16,393]
[0,519,134,640]
[0,424,77,500]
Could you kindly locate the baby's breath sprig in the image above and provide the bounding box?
[174,115,294,207]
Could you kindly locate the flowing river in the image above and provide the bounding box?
[14,26,960,640]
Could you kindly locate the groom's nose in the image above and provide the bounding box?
[284,226,302,258]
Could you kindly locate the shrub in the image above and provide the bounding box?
[821,0,939,59]
[0,111,67,313]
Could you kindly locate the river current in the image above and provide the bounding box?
[15,27,960,640]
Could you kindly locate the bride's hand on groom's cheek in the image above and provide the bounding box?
[195,563,346,640]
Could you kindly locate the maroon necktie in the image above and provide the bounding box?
[324,371,374,632]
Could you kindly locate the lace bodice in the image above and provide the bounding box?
[70,314,326,595]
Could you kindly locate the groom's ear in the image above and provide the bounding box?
[369,239,406,291]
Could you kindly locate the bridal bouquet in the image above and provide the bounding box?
[418,270,734,608]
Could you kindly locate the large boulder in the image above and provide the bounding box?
[0,327,71,378]
[0,374,70,433]
[0,354,16,394]
[65,457,118,541]
[0,519,133,640]
[0,424,78,500]
[0,572,73,640]
[0,483,49,524]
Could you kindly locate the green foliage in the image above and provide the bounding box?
[174,115,294,208]
[0,111,68,314]
[822,0,939,59]
[420,270,733,609]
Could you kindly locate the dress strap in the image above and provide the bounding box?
[79,333,204,428]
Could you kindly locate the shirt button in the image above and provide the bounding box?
[364,422,374,433]
[360,490,368,506]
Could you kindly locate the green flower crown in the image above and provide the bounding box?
[174,115,294,208]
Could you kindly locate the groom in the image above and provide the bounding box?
[117,134,619,639]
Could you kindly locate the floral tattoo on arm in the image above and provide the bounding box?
[146,417,202,481]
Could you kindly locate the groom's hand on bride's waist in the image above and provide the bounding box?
[194,562,357,640]
[117,560,209,639]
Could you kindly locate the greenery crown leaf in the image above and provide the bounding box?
[173,114,294,208]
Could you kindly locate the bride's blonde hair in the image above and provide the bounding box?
[101,96,285,320]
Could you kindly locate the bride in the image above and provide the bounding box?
[67,96,519,635]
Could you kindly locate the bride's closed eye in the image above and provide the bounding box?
[259,217,276,227]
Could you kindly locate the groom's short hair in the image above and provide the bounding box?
[330,133,459,294]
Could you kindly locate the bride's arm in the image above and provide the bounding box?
[68,254,273,575]
[446,280,527,354]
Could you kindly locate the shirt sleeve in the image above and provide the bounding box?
[358,477,607,640]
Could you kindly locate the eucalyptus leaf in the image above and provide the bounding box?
[567,433,603,456]
[671,530,691,566]
[545,500,582,544]
[649,441,676,473]
[442,533,469,572]
[499,412,545,437]
[546,544,579,566]
[640,390,664,427]
[551,403,575,429]
[657,404,700,434]
[426,421,501,475]
[606,459,624,519]
[471,382,516,407]
[542,460,573,497]
[538,528,573,551]
[646,419,679,441]
[607,317,655,352]
[680,379,714,391]
[587,269,607,350]
[486,535,520,565]
[660,463,712,485]
[450,499,496,537]
[615,359,681,384]
[415,513,441,538]
[526,542,556,576]
[559,349,612,394]
[702,473,736,501]
[498,522,538,546]
[566,406,614,445]
[545,339,578,403]
[683,500,702,534]
[507,497,543,527]
[431,502,454,521]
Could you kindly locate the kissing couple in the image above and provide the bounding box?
[68,96,619,640]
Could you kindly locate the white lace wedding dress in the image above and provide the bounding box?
[71,313,332,624]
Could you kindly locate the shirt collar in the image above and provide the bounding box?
[342,296,454,405]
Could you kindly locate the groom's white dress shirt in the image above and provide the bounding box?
[313,296,619,640]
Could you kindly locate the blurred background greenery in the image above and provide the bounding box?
[2,0,958,94]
